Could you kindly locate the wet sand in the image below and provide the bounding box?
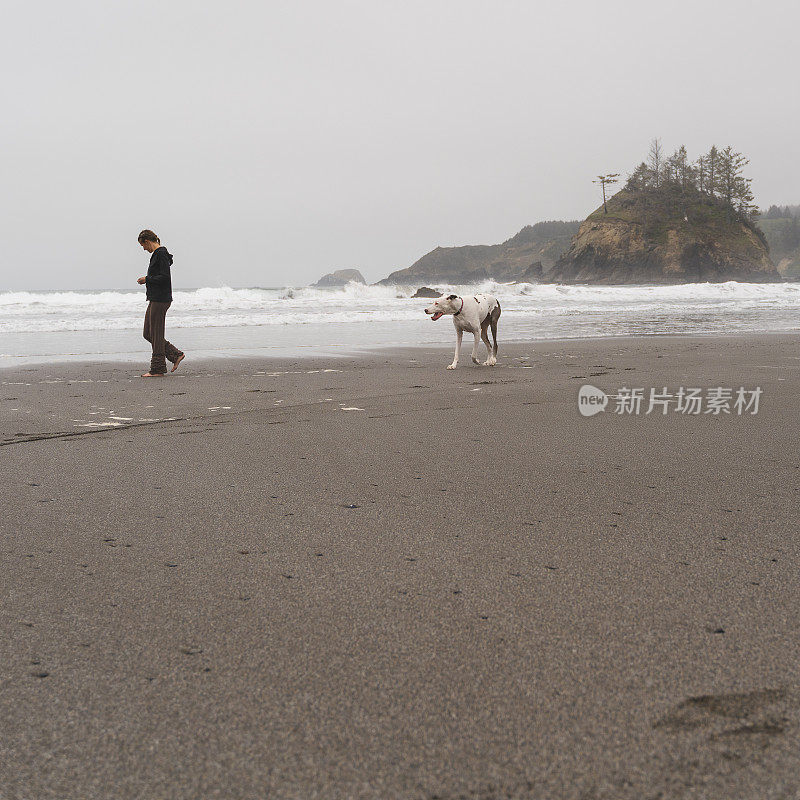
[2,334,800,799]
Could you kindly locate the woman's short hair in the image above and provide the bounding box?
[137,229,160,244]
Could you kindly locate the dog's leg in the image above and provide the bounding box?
[486,304,500,366]
[448,329,462,369]
[471,329,481,364]
[480,317,492,365]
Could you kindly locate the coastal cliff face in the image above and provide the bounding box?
[378,221,579,285]
[548,188,778,284]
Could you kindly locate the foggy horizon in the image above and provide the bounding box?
[2,0,798,291]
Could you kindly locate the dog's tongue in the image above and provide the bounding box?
[431,312,443,321]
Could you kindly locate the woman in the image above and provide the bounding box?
[137,229,185,377]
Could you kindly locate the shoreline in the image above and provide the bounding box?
[3,326,800,371]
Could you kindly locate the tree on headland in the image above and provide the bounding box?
[705,146,720,198]
[717,146,758,217]
[593,173,620,213]
[625,162,650,191]
[623,140,759,221]
[647,138,664,188]
[696,153,708,193]
[664,145,695,188]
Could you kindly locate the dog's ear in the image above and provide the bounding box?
[447,294,458,300]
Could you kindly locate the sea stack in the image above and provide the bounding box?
[548,186,779,284]
[313,269,366,287]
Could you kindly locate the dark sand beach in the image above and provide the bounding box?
[2,333,799,799]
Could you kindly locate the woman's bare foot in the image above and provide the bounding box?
[171,354,185,373]
[141,372,165,378]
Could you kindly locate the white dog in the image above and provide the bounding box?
[424,293,501,369]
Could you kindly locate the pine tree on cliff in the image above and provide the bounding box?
[647,138,664,188]
[735,175,758,219]
[696,154,708,193]
[714,146,758,219]
[718,146,738,204]
[625,162,650,191]
[666,146,694,188]
[704,146,721,197]
[680,148,696,187]
[593,174,620,213]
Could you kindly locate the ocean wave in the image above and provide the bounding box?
[2,281,800,334]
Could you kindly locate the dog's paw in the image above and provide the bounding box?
[484,358,496,366]
[446,363,457,370]
[471,356,480,364]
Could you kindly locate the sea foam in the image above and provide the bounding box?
[1,281,799,334]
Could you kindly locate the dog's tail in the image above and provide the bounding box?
[490,301,500,355]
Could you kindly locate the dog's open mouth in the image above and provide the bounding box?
[430,312,443,321]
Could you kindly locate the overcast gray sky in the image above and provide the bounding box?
[1,0,797,290]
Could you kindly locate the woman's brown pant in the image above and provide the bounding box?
[143,301,183,374]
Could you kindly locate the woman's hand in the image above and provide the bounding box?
[137,276,147,284]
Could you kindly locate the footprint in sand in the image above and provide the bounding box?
[653,689,793,746]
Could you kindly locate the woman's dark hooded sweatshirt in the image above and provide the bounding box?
[145,247,173,303]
